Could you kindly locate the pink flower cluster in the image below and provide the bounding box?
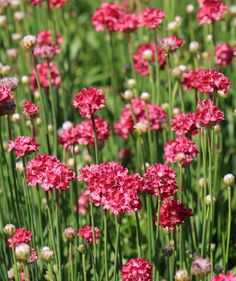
[159,200,192,231]
[133,43,166,76]
[143,163,178,198]
[197,0,227,25]
[161,35,184,53]
[8,136,40,158]
[30,62,60,91]
[23,101,40,118]
[26,154,75,191]
[196,99,224,127]
[0,86,12,106]
[164,136,199,167]
[115,98,167,139]
[192,257,212,276]
[78,225,100,244]
[171,112,199,136]
[121,258,153,281]
[139,7,166,29]
[182,69,231,95]
[7,228,32,248]
[212,272,236,281]
[73,87,105,119]
[215,44,234,67]
[78,162,143,215]
[59,117,109,149]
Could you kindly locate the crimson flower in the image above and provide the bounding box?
[7,228,32,248]
[161,35,184,53]
[171,112,200,136]
[26,154,75,191]
[158,200,192,231]
[78,225,100,244]
[73,87,105,119]
[23,101,39,118]
[215,44,234,67]
[139,7,166,29]
[121,258,153,281]
[211,272,236,281]
[8,136,40,158]
[0,87,12,106]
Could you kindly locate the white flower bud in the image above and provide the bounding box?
[223,174,235,187]
[21,35,37,49]
[142,49,153,61]
[126,79,136,90]
[140,92,150,102]
[3,224,16,236]
[15,243,31,262]
[134,122,148,135]
[175,269,189,281]
[205,195,216,205]
[189,41,200,53]
[186,4,194,14]
[122,90,133,101]
[40,246,54,262]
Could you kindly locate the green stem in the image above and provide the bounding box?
[82,254,87,281]
[113,217,121,281]
[225,186,231,270]
[104,211,108,281]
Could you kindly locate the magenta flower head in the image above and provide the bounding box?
[6,227,32,248]
[159,200,192,231]
[161,35,184,54]
[73,87,105,119]
[211,272,236,281]
[196,99,224,127]
[78,225,100,244]
[171,112,200,137]
[143,163,178,198]
[23,101,40,118]
[140,7,166,29]
[192,257,211,277]
[215,44,234,67]
[121,258,153,281]
[164,137,199,167]
[26,154,75,191]
[0,86,12,106]
[8,136,40,158]
[197,0,227,26]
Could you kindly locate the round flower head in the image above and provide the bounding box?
[3,224,16,236]
[161,35,184,53]
[15,243,31,262]
[119,13,140,32]
[23,101,39,118]
[49,0,67,8]
[8,136,40,158]
[182,69,205,91]
[40,246,54,262]
[196,99,224,127]
[140,7,166,29]
[159,200,192,231]
[0,86,12,106]
[197,0,227,25]
[143,163,178,198]
[211,272,236,281]
[30,62,60,91]
[133,43,166,76]
[27,248,38,264]
[175,269,190,281]
[121,258,153,281]
[164,137,199,167]
[115,98,167,139]
[192,257,211,277]
[26,154,75,191]
[21,35,37,49]
[171,112,200,136]
[73,87,105,119]
[223,173,235,187]
[91,2,124,32]
[7,227,32,248]
[0,77,18,91]
[78,162,143,215]
[64,227,77,241]
[78,225,100,244]
[215,44,234,67]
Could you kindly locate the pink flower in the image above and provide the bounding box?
[192,257,212,276]
[119,13,140,32]
[197,0,227,25]
[37,30,63,46]
[91,2,124,32]
[34,44,61,60]
[196,99,224,127]
[211,272,236,281]
[8,136,40,158]
[73,87,105,119]
[49,0,67,8]
[161,35,184,53]
[159,200,192,231]
[143,163,177,198]
[0,87,12,106]
[171,112,200,136]
[27,248,38,264]
[26,154,75,191]
[78,192,88,215]
[0,77,18,90]
[78,225,100,244]
[30,62,60,91]
[121,258,153,281]
[139,7,166,29]
[182,69,205,91]
[23,101,39,118]
[7,228,32,248]
[215,43,234,66]
[164,137,199,167]
[133,43,166,76]
[115,98,167,139]
[78,162,143,215]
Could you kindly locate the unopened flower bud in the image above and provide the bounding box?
[12,33,21,42]
[122,90,133,101]
[16,161,24,173]
[173,107,180,116]
[218,90,227,98]
[186,4,194,14]
[83,154,93,163]
[175,269,189,281]
[21,75,29,84]
[167,21,178,32]
[21,35,37,49]
[12,113,20,122]
[142,49,153,61]
[206,34,213,42]
[223,173,235,187]
[210,243,216,252]
[0,15,7,27]
[77,244,87,254]
[198,177,205,188]
[126,79,136,90]
[64,227,76,241]
[175,16,182,26]
[213,124,221,133]
[189,41,200,53]
[67,158,75,168]
[163,246,174,257]
[48,124,53,133]
[35,117,41,126]
[205,195,215,205]
[15,243,31,262]
[40,246,54,262]
[3,224,16,236]
[140,92,150,102]
[26,120,31,127]
[134,122,148,135]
